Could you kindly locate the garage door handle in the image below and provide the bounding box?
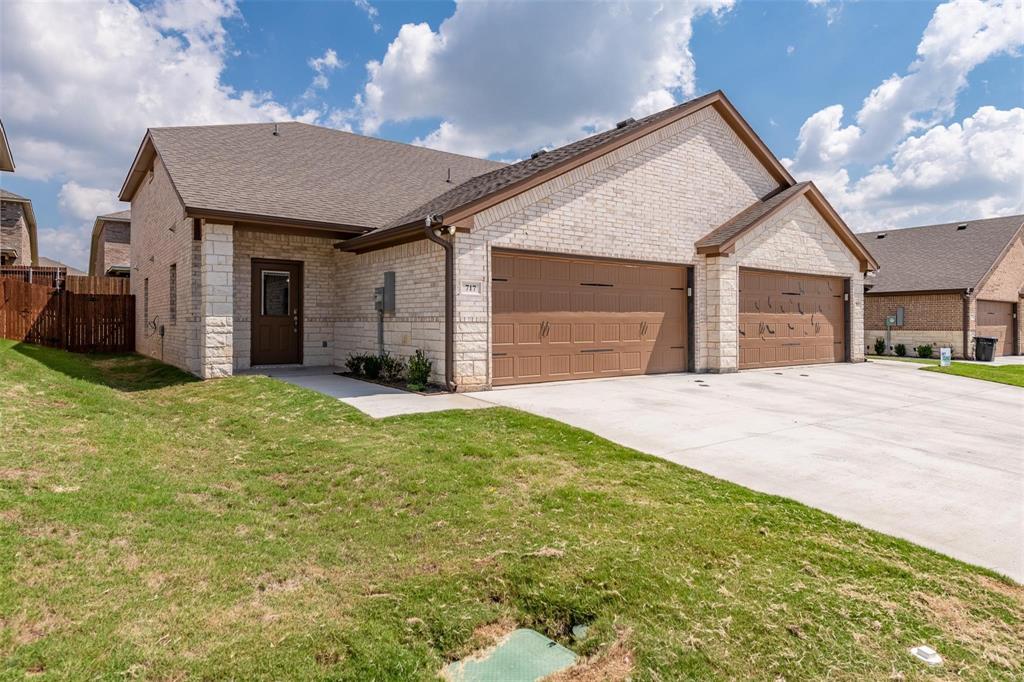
[580,348,613,353]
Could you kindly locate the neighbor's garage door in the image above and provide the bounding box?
[491,251,687,386]
[977,300,1014,356]
[739,269,846,370]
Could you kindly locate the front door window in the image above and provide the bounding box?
[262,271,290,316]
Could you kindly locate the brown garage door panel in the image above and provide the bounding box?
[492,252,687,386]
[739,269,846,370]
[977,300,1013,356]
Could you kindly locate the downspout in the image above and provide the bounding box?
[423,215,457,392]
[962,287,973,359]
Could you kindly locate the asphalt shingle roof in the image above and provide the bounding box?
[858,214,1024,293]
[0,188,30,202]
[382,92,723,231]
[98,209,131,221]
[148,122,504,230]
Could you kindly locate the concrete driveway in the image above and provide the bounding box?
[478,361,1024,581]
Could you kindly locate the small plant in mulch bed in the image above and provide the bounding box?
[916,344,934,359]
[379,352,406,383]
[874,337,886,355]
[362,354,384,380]
[345,353,368,375]
[895,343,907,357]
[406,350,432,392]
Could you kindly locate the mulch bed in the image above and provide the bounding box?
[334,372,447,395]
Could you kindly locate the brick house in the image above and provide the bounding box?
[1,119,38,267]
[0,189,38,267]
[860,215,1024,358]
[118,91,877,386]
[88,209,132,276]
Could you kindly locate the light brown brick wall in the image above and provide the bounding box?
[864,293,963,331]
[1,200,32,265]
[232,228,340,370]
[333,240,446,383]
[129,156,197,373]
[977,233,1024,302]
[97,220,130,274]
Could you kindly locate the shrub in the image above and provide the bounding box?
[874,337,886,355]
[379,353,406,383]
[916,344,934,359]
[345,353,367,375]
[895,343,906,357]
[407,349,432,390]
[362,354,383,379]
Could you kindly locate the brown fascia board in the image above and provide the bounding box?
[973,219,1024,295]
[335,223,424,253]
[0,119,14,172]
[118,132,156,201]
[697,183,880,273]
[186,207,370,235]
[864,288,969,297]
[347,91,796,254]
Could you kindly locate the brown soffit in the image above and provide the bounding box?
[697,182,880,273]
[864,288,969,297]
[336,223,425,254]
[185,207,370,235]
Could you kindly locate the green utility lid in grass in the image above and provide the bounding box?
[443,629,577,681]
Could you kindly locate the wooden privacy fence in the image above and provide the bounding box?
[66,275,130,295]
[0,278,135,353]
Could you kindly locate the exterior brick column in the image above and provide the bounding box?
[200,222,234,378]
[703,254,739,373]
[963,295,977,360]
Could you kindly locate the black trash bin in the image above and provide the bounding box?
[974,336,997,362]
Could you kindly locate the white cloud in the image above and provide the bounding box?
[305,48,344,97]
[58,182,123,222]
[807,0,842,25]
[786,0,1024,229]
[353,0,381,33]
[786,45,795,56]
[0,0,310,269]
[346,0,733,157]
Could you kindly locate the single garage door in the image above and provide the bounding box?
[977,300,1014,356]
[491,251,687,386]
[739,269,846,370]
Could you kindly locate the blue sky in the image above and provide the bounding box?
[1,0,1021,270]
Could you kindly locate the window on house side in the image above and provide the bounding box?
[169,264,177,324]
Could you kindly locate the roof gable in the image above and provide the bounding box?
[859,214,1024,293]
[119,122,504,232]
[695,182,878,272]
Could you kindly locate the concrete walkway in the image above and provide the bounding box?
[477,362,1024,581]
[243,366,488,418]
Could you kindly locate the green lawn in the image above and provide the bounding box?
[868,355,1024,387]
[2,340,1022,680]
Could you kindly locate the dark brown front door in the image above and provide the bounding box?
[491,251,687,386]
[251,259,302,365]
[738,269,846,369]
[977,300,1013,356]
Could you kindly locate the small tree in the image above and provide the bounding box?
[874,337,886,355]
[915,344,934,359]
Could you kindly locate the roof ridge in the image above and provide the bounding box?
[860,213,1024,236]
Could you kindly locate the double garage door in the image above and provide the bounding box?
[491,252,687,386]
[490,252,848,385]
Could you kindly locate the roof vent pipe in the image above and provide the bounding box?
[957,223,968,230]
[530,150,547,159]
[615,117,636,129]
[876,233,887,239]
[272,123,279,136]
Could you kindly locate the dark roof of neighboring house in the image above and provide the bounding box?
[859,214,1024,294]
[0,119,13,172]
[119,122,504,232]
[38,256,87,276]
[0,186,38,263]
[98,209,131,222]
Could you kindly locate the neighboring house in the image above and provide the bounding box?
[118,91,877,386]
[0,188,38,267]
[860,215,1024,358]
[38,256,87,277]
[88,209,132,277]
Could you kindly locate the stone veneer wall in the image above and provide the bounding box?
[1,200,32,265]
[454,107,779,388]
[333,240,446,384]
[731,195,865,366]
[130,156,198,374]
[232,228,340,371]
